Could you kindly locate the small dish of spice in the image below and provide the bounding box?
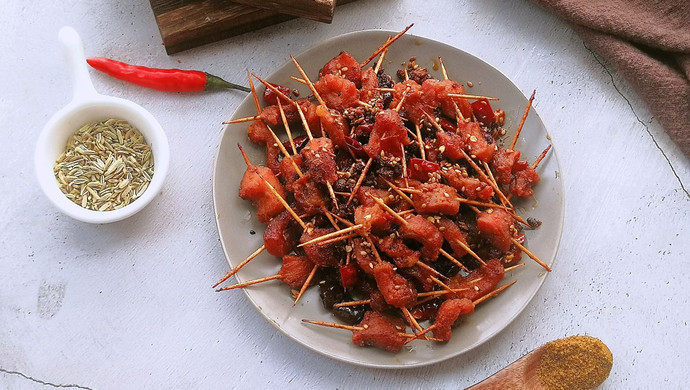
[54,119,154,212]
[35,27,169,223]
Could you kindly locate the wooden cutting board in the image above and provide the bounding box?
[149,0,355,55]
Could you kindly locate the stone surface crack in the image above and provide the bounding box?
[0,368,94,390]
[584,43,689,199]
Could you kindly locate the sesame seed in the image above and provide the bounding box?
[363,324,369,329]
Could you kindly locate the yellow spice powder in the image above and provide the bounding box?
[537,335,613,390]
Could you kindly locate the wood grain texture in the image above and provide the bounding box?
[230,0,335,23]
[150,0,351,54]
[467,348,545,389]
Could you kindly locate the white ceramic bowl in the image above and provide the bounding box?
[35,27,169,224]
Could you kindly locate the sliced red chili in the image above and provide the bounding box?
[339,264,359,289]
[283,135,310,153]
[439,117,456,133]
[408,158,440,181]
[471,98,496,125]
[514,233,525,244]
[344,136,367,158]
[410,300,439,321]
[263,83,291,105]
[379,134,404,157]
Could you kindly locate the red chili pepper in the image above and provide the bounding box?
[408,158,440,181]
[263,83,291,105]
[339,264,359,289]
[344,136,367,158]
[471,98,496,125]
[283,135,310,153]
[514,233,526,244]
[439,117,456,133]
[86,57,250,92]
[379,134,405,157]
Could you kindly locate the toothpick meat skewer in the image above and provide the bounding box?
[447,93,499,101]
[217,255,315,292]
[360,24,414,67]
[212,245,266,288]
[219,27,552,351]
[509,90,536,150]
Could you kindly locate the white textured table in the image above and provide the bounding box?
[1,1,688,389]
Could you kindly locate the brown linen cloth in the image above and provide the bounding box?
[530,0,690,157]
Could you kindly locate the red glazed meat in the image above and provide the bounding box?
[447,259,505,301]
[491,147,521,185]
[476,209,514,252]
[300,227,342,267]
[352,311,408,353]
[363,109,410,158]
[319,51,362,86]
[411,183,460,215]
[373,261,417,308]
[431,298,475,341]
[264,211,301,257]
[300,138,338,185]
[314,74,360,111]
[279,255,315,289]
[399,214,444,261]
[442,168,494,201]
[458,120,494,162]
[239,164,286,223]
[436,218,469,258]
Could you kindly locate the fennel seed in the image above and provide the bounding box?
[53,119,154,211]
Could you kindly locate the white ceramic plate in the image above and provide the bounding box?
[213,30,564,368]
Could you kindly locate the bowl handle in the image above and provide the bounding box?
[58,26,98,102]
